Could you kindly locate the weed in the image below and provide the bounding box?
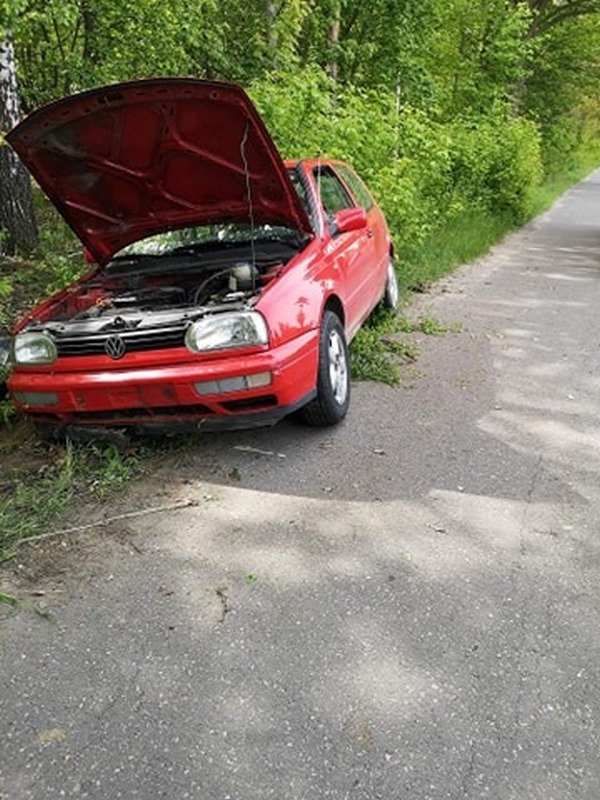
[383,338,419,360]
[0,440,143,560]
[0,440,76,560]
[0,400,17,427]
[89,443,137,496]
[350,310,458,386]
[350,308,413,384]
[350,323,402,386]
[0,590,17,606]
[397,315,461,336]
[228,467,242,481]
[33,604,55,621]
[0,275,12,328]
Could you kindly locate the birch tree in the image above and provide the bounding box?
[0,34,37,255]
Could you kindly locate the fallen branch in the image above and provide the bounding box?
[233,444,286,458]
[18,499,198,546]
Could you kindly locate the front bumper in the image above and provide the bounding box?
[8,331,318,431]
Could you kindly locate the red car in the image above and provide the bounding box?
[6,78,398,439]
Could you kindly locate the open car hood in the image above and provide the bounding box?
[8,78,312,264]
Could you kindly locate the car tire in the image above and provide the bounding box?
[381,258,399,310]
[300,310,350,427]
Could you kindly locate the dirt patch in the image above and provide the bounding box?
[0,463,193,600]
[0,416,54,477]
[0,523,144,623]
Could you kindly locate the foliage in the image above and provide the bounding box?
[0,438,142,559]
[0,440,76,559]
[398,206,520,291]
[448,111,543,220]
[249,66,337,157]
[0,191,84,333]
[88,444,137,495]
[250,67,544,264]
[349,313,404,386]
[0,0,599,390]
[397,315,462,336]
[2,0,598,178]
[0,273,11,327]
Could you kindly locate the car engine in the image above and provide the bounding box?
[18,245,292,359]
[24,256,285,336]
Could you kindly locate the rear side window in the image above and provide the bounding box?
[313,166,354,215]
[335,164,375,210]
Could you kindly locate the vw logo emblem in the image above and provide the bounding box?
[105,335,126,360]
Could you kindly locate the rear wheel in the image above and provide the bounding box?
[301,311,350,427]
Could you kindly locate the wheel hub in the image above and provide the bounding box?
[328,330,348,405]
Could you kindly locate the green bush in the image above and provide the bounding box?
[249,67,337,157]
[252,68,544,261]
[448,111,542,221]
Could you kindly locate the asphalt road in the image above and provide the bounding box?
[2,170,600,799]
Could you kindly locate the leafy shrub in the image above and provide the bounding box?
[0,276,12,329]
[249,67,337,157]
[252,68,542,261]
[448,110,542,221]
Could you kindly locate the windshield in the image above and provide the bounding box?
[114,223,303,259]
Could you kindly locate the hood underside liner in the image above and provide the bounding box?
[8,78,312,264]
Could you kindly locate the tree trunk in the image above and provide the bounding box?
[327,0,341,81]
[0,35,38,256]
[262,0,280,70]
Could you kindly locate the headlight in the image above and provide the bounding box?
[185,312,268,353]
[11,332,57,365]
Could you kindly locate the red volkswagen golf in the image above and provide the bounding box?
[6,78,398,439]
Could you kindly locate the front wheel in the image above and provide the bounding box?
[381,258,399,310]
[300,311,350,427]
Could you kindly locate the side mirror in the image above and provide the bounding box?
[333,207,368,235]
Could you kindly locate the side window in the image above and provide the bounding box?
[313,166,354,216]
[335,165,375,210]
[287,168,311,216]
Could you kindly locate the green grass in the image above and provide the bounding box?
[0,441,77,560]
[0,441,141,561]
[396,314,462,336]
[349,309,458,385]
[397,208,518,293]
[349,205,517,386]
[530,151,600,216]
[350,315,409,385]
[395,147,600,295]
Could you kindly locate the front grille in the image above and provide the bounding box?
[55,325,186,357]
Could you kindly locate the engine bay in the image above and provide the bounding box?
[24,244,293,338]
